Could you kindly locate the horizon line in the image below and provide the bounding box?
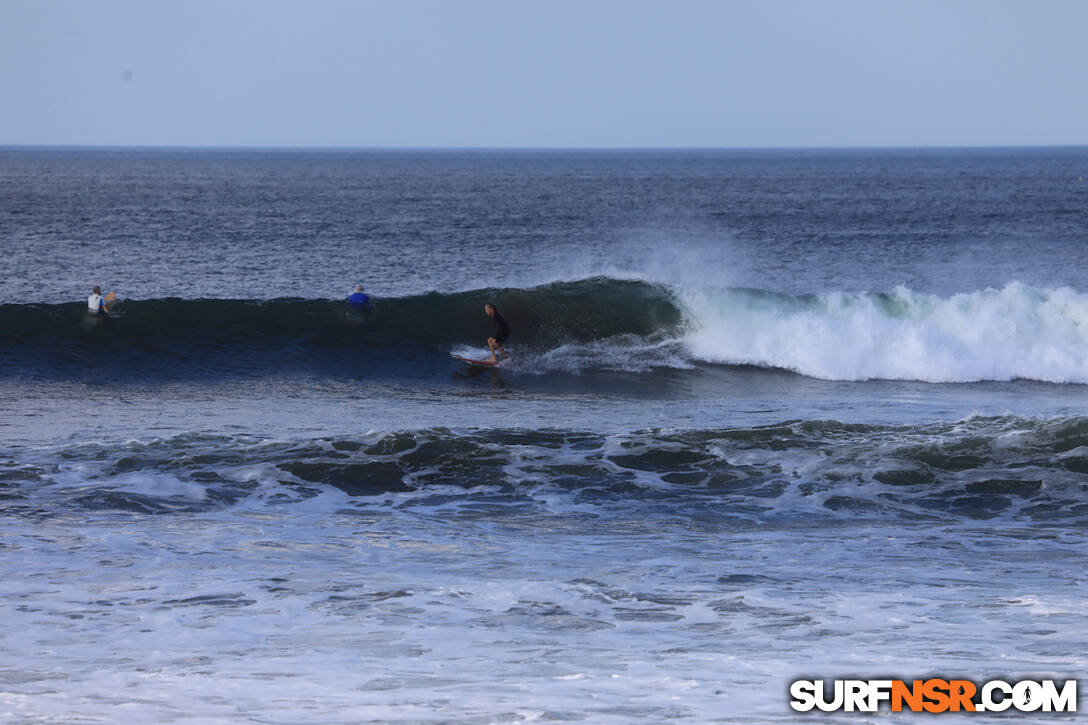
[2,143,1086,153]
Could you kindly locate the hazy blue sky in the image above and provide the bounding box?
[3,0,1086,147]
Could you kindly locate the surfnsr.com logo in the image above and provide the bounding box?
[790,679,1078,713]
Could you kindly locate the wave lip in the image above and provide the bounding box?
[682,282,1088,383]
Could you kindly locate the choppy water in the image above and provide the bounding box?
[2,147,1087,722]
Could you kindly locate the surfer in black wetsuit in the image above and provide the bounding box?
[484,303,510,361]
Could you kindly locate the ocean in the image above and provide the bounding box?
[1,147,1086,722]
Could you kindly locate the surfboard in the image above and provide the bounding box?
[451,353,509,368]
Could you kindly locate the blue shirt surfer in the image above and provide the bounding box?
[348,284,370,308]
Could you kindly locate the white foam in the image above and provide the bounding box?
[109,472,209,502]
[531,335,690,374]
[4,424,1087,723]
[679,282,1088,383]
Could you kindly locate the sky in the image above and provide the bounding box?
[2,0,1087,148]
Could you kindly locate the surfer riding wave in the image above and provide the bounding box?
[485,303,510,361]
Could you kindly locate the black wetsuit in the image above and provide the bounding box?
[491,310,510,344]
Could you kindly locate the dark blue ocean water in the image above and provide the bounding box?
[1,148,1086,722]
[4,147,1088,303]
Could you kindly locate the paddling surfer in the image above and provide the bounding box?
[347,284,370,308]
[484,303,510,361]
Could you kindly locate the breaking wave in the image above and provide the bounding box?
[682,281,1088,383]
[4,277,1087,384]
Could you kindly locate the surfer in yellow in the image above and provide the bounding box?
[485,303,510,361]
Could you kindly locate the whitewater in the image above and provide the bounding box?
[678,281,1088,383]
